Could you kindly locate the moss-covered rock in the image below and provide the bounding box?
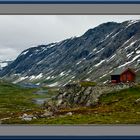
[44,82,134,111]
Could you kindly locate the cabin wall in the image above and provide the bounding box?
[120,71,135,82]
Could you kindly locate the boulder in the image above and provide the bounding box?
[20,113,36,121]
[42,110,53,117]
[66,112,73,116]
[135,98,140,104]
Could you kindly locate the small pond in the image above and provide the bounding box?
[18,82,40,88]
[33,89,48,95]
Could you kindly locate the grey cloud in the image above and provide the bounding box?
[0,46,18,60]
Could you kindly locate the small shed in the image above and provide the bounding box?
[111,68,136,83]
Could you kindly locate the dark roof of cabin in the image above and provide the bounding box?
[111,68,125,75]
[111,68,135,75]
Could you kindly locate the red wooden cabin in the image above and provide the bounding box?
[111,68,136,83]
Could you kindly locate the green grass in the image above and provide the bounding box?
[0,80,58,122]
[41,85,140,124]
[2,81,140,124]
[9,85,140,125]
[4,111,140,124]
[79,81,96,87]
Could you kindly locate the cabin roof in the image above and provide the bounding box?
[111,68,135,75]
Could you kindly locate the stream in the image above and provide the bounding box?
[32,89,50,105]
[19,82,51,105]
[32,98,50,105]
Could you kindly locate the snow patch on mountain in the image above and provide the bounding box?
[100,31,114,43]
[0,60,12,70]
[30,73,43,80]
[99,73,108,79]
[121,36,134,48]
[95,48,104,54]
[119,54,140,68]
[13,76,29,83]
[136,50,140,54]
[20,50,29,56]
[125,40,138,50]
[59,72,65,77]
[95,60,105,67]
[76,61,82,65]
[111,29,123,38]
[107,54,116,62]
[47,43,56,49]
[127,52,134,58]
[0,62,8,69]
[48,82,59,87]
[126,20,140,28]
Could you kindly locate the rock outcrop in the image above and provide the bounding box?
[44,83,134,111]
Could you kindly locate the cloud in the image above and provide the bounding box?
[0,46,18,60]
[0,15,140,60]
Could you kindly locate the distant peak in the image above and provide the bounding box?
[82,21,119,37]
[128,19,140,23]
[122,19,140,25]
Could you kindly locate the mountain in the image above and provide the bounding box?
[0,60,13,70]
[1,20,140,86]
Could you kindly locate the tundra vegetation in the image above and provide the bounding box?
[1,80,140,124]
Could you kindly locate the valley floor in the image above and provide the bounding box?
[1,81,140,124]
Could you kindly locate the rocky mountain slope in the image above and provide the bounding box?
[0,60,13,70]
[1,20,140,86]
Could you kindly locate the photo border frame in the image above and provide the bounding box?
[0,0,140,139]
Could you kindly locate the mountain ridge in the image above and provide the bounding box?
[1,20,140,86]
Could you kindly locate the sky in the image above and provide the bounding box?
[1,15,140,60]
